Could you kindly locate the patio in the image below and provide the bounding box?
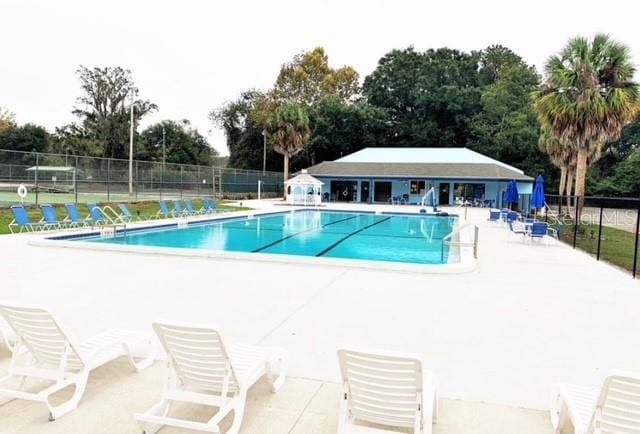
[0,202,638,433]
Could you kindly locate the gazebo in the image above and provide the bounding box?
[285,170,323,206]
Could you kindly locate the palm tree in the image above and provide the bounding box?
[266,102,311,188]
[533,34,639,205]
[538,126,576,214]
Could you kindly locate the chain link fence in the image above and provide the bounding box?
[544,194,640,278]
[0,149,283,206]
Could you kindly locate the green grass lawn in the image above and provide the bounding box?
[559,223,640,274]
[0,199,251,235]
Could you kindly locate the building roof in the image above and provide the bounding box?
[284,170,324,186]
[305,161,533,181]
[336,147,524,174]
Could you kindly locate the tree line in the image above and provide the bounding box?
[0,66,218,167]
[212,43,640,198]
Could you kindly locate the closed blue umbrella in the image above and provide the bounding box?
[505,180,519,208]
[530,175,545,211]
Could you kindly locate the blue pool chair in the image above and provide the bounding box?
[507,220,526,240]
[203,199,217,213]
[528,222,558,243]
[183,199,202,216]
[157,201,171,219]
[488,210,501,222]
[87,203,106,226]
[117,203,135,222]
[64,203,88,227]
[506,211,519,224]
[39,204,63,230]
[171,200,189,217]
[8,205,46,233]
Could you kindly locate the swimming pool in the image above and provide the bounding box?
[75,211,458,265]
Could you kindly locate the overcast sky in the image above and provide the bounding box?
[3,0,639,155]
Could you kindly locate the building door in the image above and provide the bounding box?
[374,181,392,203]
[331,180,357,202]
[438,183,450,205]
[360,181,370,203]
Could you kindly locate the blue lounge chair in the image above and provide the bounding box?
[39,204,63,230]
[8,205,46,233]
[528,222,558,243]
[183,199,202,216]
[87,203,106,226]
[171,200,189,217]
[157,201,171,219]
[507,220,526,240]
[203,199,217,213]
[64,203,88,227]
[488,209,501,222]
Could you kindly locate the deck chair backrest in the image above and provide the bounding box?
[590,372,640,433]
[172,200,183,213]
[65,203,82,222]
[153,322,240,395]
[159,201,170,216]
[531,222,548,237]
[118,203,133,218]
[40,204,59,223]
[0,304,84,372]
[208,199,217,210]
[87,204,103,223]
[489,210,500,221]
[338,347,423,429]
[184,199,195,213]
[507,211,519,222]
[10,205,31,225]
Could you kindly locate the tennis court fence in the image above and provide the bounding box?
[0,149,284,206]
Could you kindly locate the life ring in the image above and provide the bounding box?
[342,188,348,197]
[17,184,28,199]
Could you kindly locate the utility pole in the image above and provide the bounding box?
[262,130,267,175]
[162,126,166,168]
[128,88,136,197]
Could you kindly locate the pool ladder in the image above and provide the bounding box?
[441,223,479,262]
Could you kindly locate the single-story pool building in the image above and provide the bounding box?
[303,147,534,209]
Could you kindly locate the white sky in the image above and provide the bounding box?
[2,0,639,156]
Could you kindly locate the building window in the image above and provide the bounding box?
[454,183,485,200]
[409,180,425,194]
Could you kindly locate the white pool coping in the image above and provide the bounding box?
[29,207,477,275]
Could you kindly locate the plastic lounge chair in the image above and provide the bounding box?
[337,347,438,434]
[203,199,218,214]
[507,221,526,240]
[183,199,202,216]
[157,201,171,219]
[87,203,107,226]
[528,222,558,243]
[171,200,189,217]
[116,203,135,222]
[64,203,88,228]
[550,371,640,434]
[0,303,155,420]
[0,317,16,353]
[488,209,501,222]
[8,205,47,233]
[39,204,63,230]
[134,321,288,434]
[506,211,519,224]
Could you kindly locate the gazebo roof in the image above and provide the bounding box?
[285,170,323,186]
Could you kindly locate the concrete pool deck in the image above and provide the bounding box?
[0,201,638,433]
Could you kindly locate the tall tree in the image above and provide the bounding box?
[138,120,218,166]
[533,34,640,202]
[0,107,15,133]
[273,47,359,106]
[266,103,310,182]
[68,66,157,159]
[363,47,482,147]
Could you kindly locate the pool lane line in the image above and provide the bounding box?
[315,216,393,257]
[251,215,359,253]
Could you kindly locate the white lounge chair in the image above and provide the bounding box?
[337,347,439,434]
[134,321,288,434]
[550,371,640,434]
[0,317,16,353]
[0,303,156,420]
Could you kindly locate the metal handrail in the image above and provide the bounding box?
[441,223,479,262]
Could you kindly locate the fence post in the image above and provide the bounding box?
[633,201,640,279]
[159,163,163,201]
[34,153,39,205]
[107,159,111,202]
[596,199,604,261]
[74,156,79,204]
[572,195,580,249]
[135,161,139,201]
[180,166,183,200]
[212,167,215,198]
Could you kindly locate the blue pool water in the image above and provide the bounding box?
[83,211,457,265]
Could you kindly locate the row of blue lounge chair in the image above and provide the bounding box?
[8,198,218,233]
[488,208,558,243]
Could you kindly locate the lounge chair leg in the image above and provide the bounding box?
[47,372,88,421]
[122,340,157,372]
[266,351,288,393]
[225,396,247,434]
[140,399,172,434]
